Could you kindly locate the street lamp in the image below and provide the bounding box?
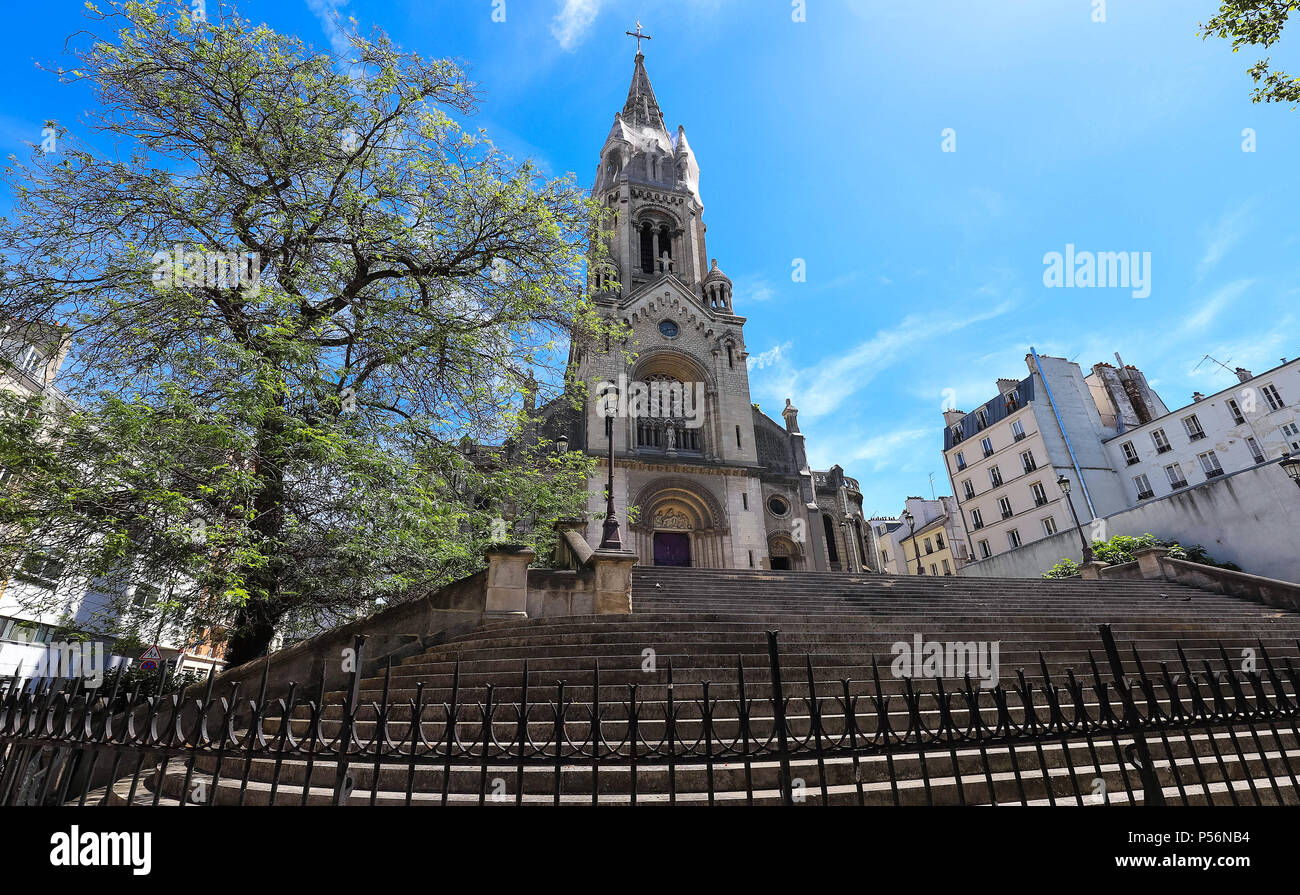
[1056,472,1095,563]
[901,509,923,575]
[598,410,623,549]
[1281,452,1300,489]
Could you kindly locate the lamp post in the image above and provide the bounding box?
[902,509,923,575]
[1056,472,1094,563]
[1281,452,1300,489]
[598,410,623,549]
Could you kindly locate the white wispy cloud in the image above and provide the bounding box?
[1180,279,1253,335]
[786,299,1016,419]
[1196,203,1252,280]
[747,341,790,372]
[551,0,603,51]
[306,0,353,57]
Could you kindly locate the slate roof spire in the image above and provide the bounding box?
[622,51,667,131]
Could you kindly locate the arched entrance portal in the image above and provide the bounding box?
[767,533,805,571]
[630,478,729,569]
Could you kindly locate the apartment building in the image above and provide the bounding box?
[1105,358,1300,506]
[0,319,222,679]
[868,516,904,574]
[942,351,1165,563]
[885,496,969,576]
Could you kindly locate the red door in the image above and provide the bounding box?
[653,532,691,567]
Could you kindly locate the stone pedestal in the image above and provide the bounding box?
[1079,561,1108,580]
[1132,546,1171,581]
[484,545,535,619]
[590,548,638,615]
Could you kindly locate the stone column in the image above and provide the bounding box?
[484,545,535,619]
[590,548,638,614]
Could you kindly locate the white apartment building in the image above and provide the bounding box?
[1104,358,1300,506]
[882,496,969,576]
[0,319,219,679]
[943,351,1167,564]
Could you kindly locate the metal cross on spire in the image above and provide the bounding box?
[625,21,652,55]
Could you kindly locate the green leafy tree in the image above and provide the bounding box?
[1201,1,1300,108]
[0,1,613,665]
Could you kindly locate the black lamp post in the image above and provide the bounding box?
[1056,472,1095,563]
[902,509,923,575]
[1281,452,1300,489]
[598,411,623,549]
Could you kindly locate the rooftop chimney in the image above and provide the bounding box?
[1192,391,1205,403]
[1235,367,1253,383]
[943,409,966,427]
[996,378,1020,395]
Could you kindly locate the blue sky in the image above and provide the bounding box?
[3,0,1298,515]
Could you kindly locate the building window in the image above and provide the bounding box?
[1020,449,1036,473]
[1183,414,1206,441]
[951,425,963,444]
[998,496,1013,519]
[923,538,933,554]
[970,508,984,530]
[1227,399,1245,425]
[132,583,162,609]
[767,495,790,517]
[1120,441,1139,465]
[1198,450,1224,479]
[935,532,945,549]
[988,466,1003,487]
[1262,384,1284,412]
[822,514,839,564]
[1011,419,1025,440]
[1133,473,1154,500]
[941,558,952,575]
[1165,462,1188,489]
[15,554,65,589]
[658,319,679,339]
[978,539,991,559]
[955,451,967,470]
[880,550,889,566]
[962,479,975,500]
[1007,529,1022,549]
[735,425,742,448]
[639,223,655,274]
[1042,516,1057,536]
[1246,436,1265,464]
[1282,422,1300,451]
[976,409,989,430]
[981,437,994,458]
[1005,391,1019,413]
[1030,481,1048,506]
[929,563,938,575]
[1152,429,1172,454]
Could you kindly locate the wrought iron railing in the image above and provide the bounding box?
[2,625,1299,806]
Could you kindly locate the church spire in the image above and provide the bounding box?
[619,23,667,131]
[621,50,666,130]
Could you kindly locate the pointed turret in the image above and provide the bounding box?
[622,53,667,131]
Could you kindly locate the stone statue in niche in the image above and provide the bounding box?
[664,421,677,452]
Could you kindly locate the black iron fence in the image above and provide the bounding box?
[2,624,1299,806]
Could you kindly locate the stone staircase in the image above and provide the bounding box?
[106,568,1300,805]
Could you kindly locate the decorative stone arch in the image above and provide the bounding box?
[627,350,714,457]
[766,530,806,571]
[630,347,713,388]
[628,476,730,569]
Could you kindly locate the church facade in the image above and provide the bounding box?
[545,49,874,573]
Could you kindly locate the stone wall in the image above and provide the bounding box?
[958,458,1300,583]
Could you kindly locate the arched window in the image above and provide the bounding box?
[822,514,839,564]
[639,223,655,274]
[658,225,673,271]
[635,374,702,453]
